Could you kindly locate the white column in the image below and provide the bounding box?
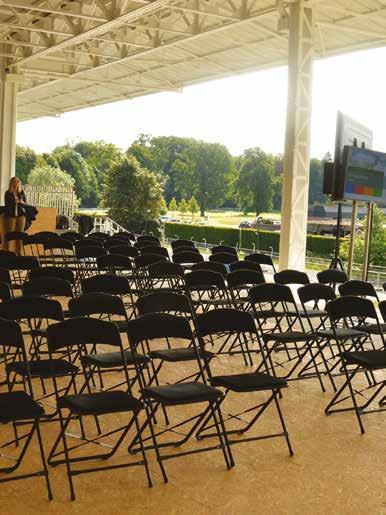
[0,56,18,200]
[279,1,313,271]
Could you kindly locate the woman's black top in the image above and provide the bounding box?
[4,190,27,217]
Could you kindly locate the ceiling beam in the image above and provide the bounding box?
[0,1,108,22]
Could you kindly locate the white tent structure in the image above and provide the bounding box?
[1,0,385,269]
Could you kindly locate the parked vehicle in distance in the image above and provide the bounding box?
[239,221,252,228]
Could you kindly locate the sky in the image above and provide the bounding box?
[15,46,386,159]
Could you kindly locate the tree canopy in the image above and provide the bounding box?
[27,165,75,189]
[103,155,164,232]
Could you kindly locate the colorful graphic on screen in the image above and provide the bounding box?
[344,147,386,203]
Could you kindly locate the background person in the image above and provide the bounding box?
[4,177,27,254]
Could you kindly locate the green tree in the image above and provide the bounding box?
[179,199,188,217]
[235,147,274,216]
[103,155,164,231]
[341,205,386,266]
[27,165,75,188]
[15,145,39,184]
[74,141,122,202]
[169,197,178,214]
[173,141,234,216]
[52,147,98,207]
[188,196,200,219]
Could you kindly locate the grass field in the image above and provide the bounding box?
[168,209,281,227]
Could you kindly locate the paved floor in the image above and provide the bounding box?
[0,333,385,515]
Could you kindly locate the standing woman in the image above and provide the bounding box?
[4,177,27,254]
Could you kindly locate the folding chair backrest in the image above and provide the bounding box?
[75,245,107,259]
[0,268,11,285]
[248,283,294,304]
[148,261,184,279]
[245,252,276,271]
[0,282,12,302]
[338,280,379,300]
[75,239,104,249]
[69,292,126,317]
[185,269,226,290]
[141,246,169,258]
[22,277,73,298]
[229,260,263,273]
[43,237,74,252]
[0,296,63,321]
[209,252,238,264]
[298,283,336,305]
[274,269,310,286]
[81,273,130,295]
[4,231,28,243]
[61,231,82,242]
[0,318,24,350]
[196,308,256,336]
[96,254,133,272]
[47,317,121,351]
[191,261,228,277]
[326,296,378,322]
[171,239,195,250]
[109,245,139,258]
[211,245,238,255]
[172,251,204,264]
[0,255,39,271]
[317,269,348,286]
[135,254,167,268]
[228,269,265,287]
[126,312,193,343]
[28,266,75,284]
[136,291,193,316]
[379,300,386,323]
[137,235,160,245]
[173,246,200,255]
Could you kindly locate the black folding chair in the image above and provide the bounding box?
[211,245,238,256]
[245,252,276,274]
[81,274,136,319]
[0,319,52,500]
[172,250,204,266]
[195,309,293,456]
[75,246,107,281]
[137,235,160,245]
[47,317,152,500]
[249,284,325,390]
[141,246,170,260]
[126,313,233,482]
[227,269,265,312]
[109,245,139,259]
[185,270,231,314]
[0,256,39,292]
[146,261,185,294]
[324,296,386,433]
[209,252,238,265]
[173,246,201,255]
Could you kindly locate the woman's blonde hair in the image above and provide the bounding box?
[8,177,21,194]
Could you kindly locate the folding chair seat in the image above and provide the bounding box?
[81,273,136,319]
[171,239,195,250]
[245,252,276,273]
[192,260,228,277]
[229,260,263,273]
[46,317,152,500]
[249,284,325,390]
[126,313,233,481]
[185,269,231,313]
[324,296,386,433]
[194,309,293,455]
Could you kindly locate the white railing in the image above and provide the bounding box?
[25,185,77,220]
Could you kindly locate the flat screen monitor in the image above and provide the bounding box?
[342,146,386,203]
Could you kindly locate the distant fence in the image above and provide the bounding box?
[25,185,76,220]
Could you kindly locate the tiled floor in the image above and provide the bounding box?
[0,335,385,515]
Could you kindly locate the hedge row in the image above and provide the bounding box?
[164,222,337,258]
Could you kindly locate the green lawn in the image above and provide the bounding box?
[169,209,281,228]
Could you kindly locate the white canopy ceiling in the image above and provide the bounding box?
[1,0,386,121]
